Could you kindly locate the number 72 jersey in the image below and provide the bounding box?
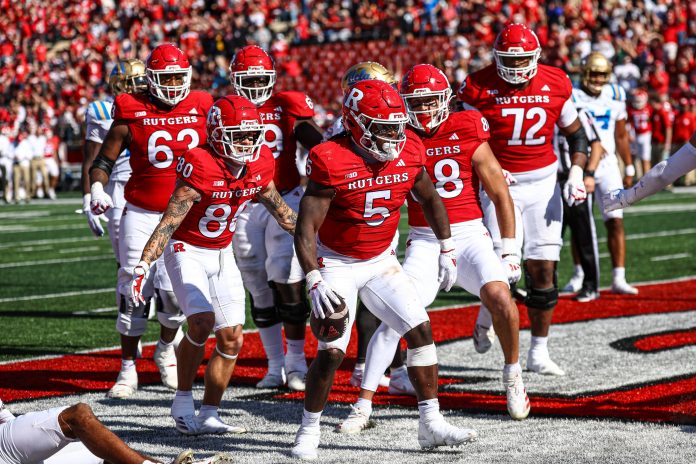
[458,63,577,173]
[114,90,214,212]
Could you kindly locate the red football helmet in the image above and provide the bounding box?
[400,64,452,134]
[207,95,265,164]
[493,23,541,85]
[342,80,409,162]
[146,43,192,106]
[229,45,276,106]
[631,89,649,110]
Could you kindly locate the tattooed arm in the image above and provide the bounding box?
[139,179,201,265]
[256,181,298,235]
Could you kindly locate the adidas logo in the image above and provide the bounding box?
[449,133,459,141]
[396,159,406,167]
[541,84,551,92]
[189,108,199,115]
[275,106,283,112]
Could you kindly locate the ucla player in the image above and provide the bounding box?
[569,52,638,295]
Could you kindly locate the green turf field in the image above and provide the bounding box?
[1,190,695,362]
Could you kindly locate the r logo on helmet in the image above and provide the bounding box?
[344,88,364,112]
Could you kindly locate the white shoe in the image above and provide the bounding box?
[418,416,477,450]
[154,343,178,390]
[473,324,495,354]
[526,352,565,376]
[612,281,639,295]
[107,369,137,398]
[174,414,200,435]
[48,188,56,200]
[562,274,584,293]
[388,367,415,396]
[503,371,530,420]
[170,449,233,464]
[291,425,321,460]
[350,366,389,388]
[335,405,375,434]
[197,414,247,434]
[256,368,286,388]
[287,370,307,392]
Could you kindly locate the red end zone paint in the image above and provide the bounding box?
[2,279,696,425]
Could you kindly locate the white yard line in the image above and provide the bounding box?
[0,211,51,219]
[0,287,113,303]
[71,307,117,315]
[563,227,696,246]
[58,246,102,254]
[0,236,97,249]
[0,255,112,269]
[650,253,691,262]
[0,224,85,233]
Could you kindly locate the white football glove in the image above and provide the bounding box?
[82,194,107,237]
[90,182,114,215]
[129,260,150,305]
[500,238,521,284]
[501,169,518,186]
[438,238,457,292]
[603,189,629,213]
[306,269,341,320]
[563,165,587,207]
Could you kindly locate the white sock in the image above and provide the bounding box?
[355,397,373,415]
[529,336,548,357]
[199,404,219,418]
[613,267,626,282]
[157,338,174,349]
[171,390,194,417]
[573,265,584,277]
[503,362,522,377]
[301,409,322,428]
[390,365,407,375]
[258,323,285,373]
[121,359,136,372]
[418,398,441,422]
[476,304,492,328]
[353,362,365,372]
[285,338,306,369]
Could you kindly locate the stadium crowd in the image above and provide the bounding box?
[0,0,694,202]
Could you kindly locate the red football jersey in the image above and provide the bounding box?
[172,145,275,249]
[258,91,315,193]
[308,132,426,259]
[458,64,574,173]
[408,110,490,228]
[627,106,653,135]
[673,111,695,144]
[651,103,674,144]
[114,90,213,212]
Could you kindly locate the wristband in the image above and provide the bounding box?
[135,260,150,274]
[624,164,636,177]
[439,237,455,252]
[91,182,105,195]
[501,237,518,257]
[584,170,595,178]
[82,193,91,212]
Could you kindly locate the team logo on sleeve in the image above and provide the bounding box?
[481,117,490,132]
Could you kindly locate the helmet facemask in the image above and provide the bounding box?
[231,69,276,106]
[402,89,452,134]
[209,120,266,165]
[147,67,192,106]
[348,112,408,162]
[493,48,541,85]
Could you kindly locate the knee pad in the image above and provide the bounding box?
[155,290,186,329]
[116,294,149,336]
[406,343,438,367]
[277,301,310,325]
[525,287,559,310]
[250,295,281,328]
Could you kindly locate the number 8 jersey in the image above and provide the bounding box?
[407,110,490,228]
[458,63,577,173]
[113,90,213,212]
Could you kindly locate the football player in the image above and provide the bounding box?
[627,89,653,178]
[337,65,529,435]
[0,399,230,464]
[569,52,638,295]
[129,96,296,435]
[229,45,323,392]
[89,43,213,398]
[291,80,476,460]
[458,23,589,376]
[604,131,696,211]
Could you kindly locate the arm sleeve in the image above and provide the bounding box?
[85,108,111,144]
[283,92,315,119]
[177,148,209,193]
[307,147,332,186]
[457,75,476,105]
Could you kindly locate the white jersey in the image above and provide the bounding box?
[85,97,131,183]
[321,118,346,142]
[571,84,627,158]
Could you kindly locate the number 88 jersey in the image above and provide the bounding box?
[114,90,213,212]
[407,110,490,228]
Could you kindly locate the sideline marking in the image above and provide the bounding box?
[0,287,113,303]
[0,255,112,269]
[651,253,691,262]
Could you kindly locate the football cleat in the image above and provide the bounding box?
[418,416,477,450]
[197,414,247,435]
[562,274,584,293]
[154,343,178,390]
[287,370,307,392]
[256,368,286,389]
[106,368,138,399]
[526,352,565,376]
[174,414,200,435]
[291,425,321,461]
[503,371,530,420]
[388,366,416,396]
[170,450,233,464]
[335,405,375,434]
[574,288,599,303]
[473,324,495,354]
[612,281,639,295]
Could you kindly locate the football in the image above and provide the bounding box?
[310,295,349,343]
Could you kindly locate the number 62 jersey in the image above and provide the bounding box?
[458,63,578,173]
[113,90,213,212]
